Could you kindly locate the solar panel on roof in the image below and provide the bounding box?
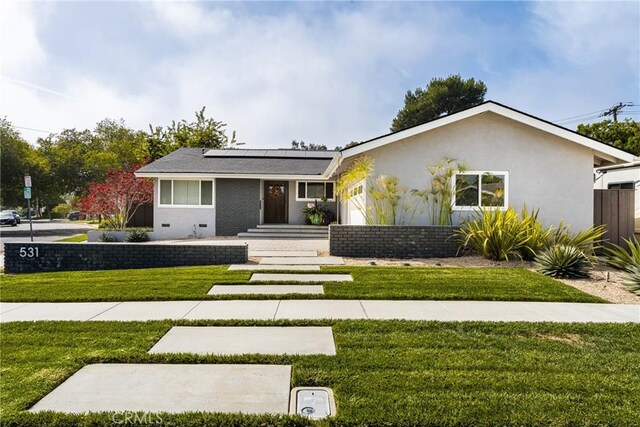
[203,148,338,159]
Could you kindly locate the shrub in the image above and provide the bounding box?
[51,204,72,219]
[535,245,592,279]
[549,223,606,256]
[604,237,640,271]
[456,207,530,261]
[125,229,149,242]
[98,233,117,243]
[623,265,640,295]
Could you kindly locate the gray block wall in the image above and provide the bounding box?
[329,225,460,258]
[216,179,261,236]
[4,243,248,274]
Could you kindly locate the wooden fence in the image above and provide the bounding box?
[125,203,154,228]
[594,189,635,247]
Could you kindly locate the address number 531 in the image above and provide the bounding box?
[19,247,39,258]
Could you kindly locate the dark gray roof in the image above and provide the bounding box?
[137,148,338,176]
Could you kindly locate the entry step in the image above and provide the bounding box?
[250,273,352,282]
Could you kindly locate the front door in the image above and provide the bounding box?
[264,181,288,223]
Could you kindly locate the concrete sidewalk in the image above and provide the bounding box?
[1,300,638,323]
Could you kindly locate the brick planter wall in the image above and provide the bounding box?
[329,225,460,258]
[4,242,248,274]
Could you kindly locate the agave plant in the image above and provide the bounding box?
[125,229,149,242]
[623,265,640,295]
[456,207,530,261]
[535,245,592,279]
[98,233,117,243]
[604,237,640,271]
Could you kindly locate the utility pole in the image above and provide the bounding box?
[600,102,633,122]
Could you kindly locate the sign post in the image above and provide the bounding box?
[24,176,33,242]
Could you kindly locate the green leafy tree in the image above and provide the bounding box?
[577,119,640,156]
[145,107,240,160]
[290,140,327,150]
[391,74,487,132]
[0,118,36,208]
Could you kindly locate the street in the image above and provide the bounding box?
[0,219,96,252]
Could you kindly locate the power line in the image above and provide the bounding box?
[553,109,606,123]
[13,125,54,134]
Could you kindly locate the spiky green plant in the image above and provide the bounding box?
[550,223,605,256]
[98,233,117,243]
[535,245,592,279]
[125,229,149,242]
[604,237,640,271]
[456,207,531,261]
[518,205,553,261]
[622,265,640,294]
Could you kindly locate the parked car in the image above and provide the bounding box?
[9,210,21,224]
[21,208,37,217]
[0,211,17,226]
[67,211,86,221]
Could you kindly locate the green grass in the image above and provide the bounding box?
[0,266,604,303]
[54,234,87,242]
[1,320,638,426]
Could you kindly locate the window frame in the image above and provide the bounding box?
[452,171,509,211]
[295,181,336,202]
[158,179,215,208]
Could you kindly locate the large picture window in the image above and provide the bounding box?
[296,181,335,201]
[159,180,214,206]
[453,171,507,209]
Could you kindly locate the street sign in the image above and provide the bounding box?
[24,175,32,187]
[24,187,32,199]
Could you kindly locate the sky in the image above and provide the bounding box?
[1,1,639,149]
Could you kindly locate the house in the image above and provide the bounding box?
[135,101,634,239]
[594,160,640,234]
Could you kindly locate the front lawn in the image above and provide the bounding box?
[1,320,638,425]
[0,266,604,303]
[54,234,88,242]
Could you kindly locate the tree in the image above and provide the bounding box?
[0,118,34,207]
[290,140,327,150]
[145,107,240,160]
[577,119,640,156]
[79,166,153,229]
[390,74,487,132]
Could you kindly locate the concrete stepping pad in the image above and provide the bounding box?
[275,300,367,320]
[228,264,320,271]
[91,301,201,321]
[0,302,119,322]
[148,326,336,355]
[260,256,344,265]
[183,300,280,320]
[251,273,352,282]
[209,285,324,295]
[29,364,292,414]
[249,250,317,257]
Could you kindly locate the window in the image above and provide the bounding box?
[296,181,335,201]
[608,182,634,190]
[159,180,214,206]
[349,183,364,197]
[453,172,507,209]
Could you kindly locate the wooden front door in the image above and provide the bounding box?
[264,181,288,223]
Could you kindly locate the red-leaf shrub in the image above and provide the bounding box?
[80,166,153,229]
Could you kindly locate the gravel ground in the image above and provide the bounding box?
[342,255,640,305]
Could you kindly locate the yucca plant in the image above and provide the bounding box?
[623,265,640,295]
[456,207,530,261]
[535,244,592,279]
[604,237,640,271]
[518,205,553,261]
[550,223,605,256]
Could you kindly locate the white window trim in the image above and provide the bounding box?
[452,171,509,211]
[158,179,216,208]
[295,181,336,202]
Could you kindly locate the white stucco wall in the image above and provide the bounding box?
[152,179,216,239]
[340,112,596,230]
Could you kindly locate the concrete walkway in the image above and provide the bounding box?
[1,300,638,323]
